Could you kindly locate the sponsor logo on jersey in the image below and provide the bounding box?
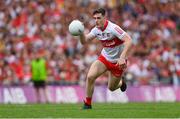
[100,38,124,48]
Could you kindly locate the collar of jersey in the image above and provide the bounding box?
[97,20,108,31]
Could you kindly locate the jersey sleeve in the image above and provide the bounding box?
[112,24,126,40]
[89,28,96,37]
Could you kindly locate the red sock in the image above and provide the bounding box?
[85,97,92,105]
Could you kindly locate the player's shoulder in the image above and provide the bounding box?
[91,26,97,30]
[90,26,99,33]
[107,20,125,35]
[107,20,121,29]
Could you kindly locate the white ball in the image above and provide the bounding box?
[69,20,84,36]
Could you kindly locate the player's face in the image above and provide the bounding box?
[93,13,105,28]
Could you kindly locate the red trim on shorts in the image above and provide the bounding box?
[98,55,126,77]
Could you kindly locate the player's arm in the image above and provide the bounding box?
[117,33,132,68]
[119,33,132,59]
[113,25,132,68]
[79,33,96,45]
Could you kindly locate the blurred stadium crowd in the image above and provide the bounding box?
[0,0,179,86]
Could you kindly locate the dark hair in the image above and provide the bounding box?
[93,8,106,16]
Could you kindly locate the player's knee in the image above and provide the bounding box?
[108,86,116,91]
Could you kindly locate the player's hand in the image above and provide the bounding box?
[116,58,127,69]
[78,29,83,35]
[78,22,84,35]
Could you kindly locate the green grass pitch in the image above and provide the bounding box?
[0,102,180,118]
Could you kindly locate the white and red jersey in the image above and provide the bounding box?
[89,20,126,63]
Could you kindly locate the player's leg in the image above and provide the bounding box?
[40,81,49,103]
[44,86,51,103]
[33,81,41,103]
[108,73,126,92]
[107,59,127,92]
[83,60,107,109]
[37,88,41,103]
